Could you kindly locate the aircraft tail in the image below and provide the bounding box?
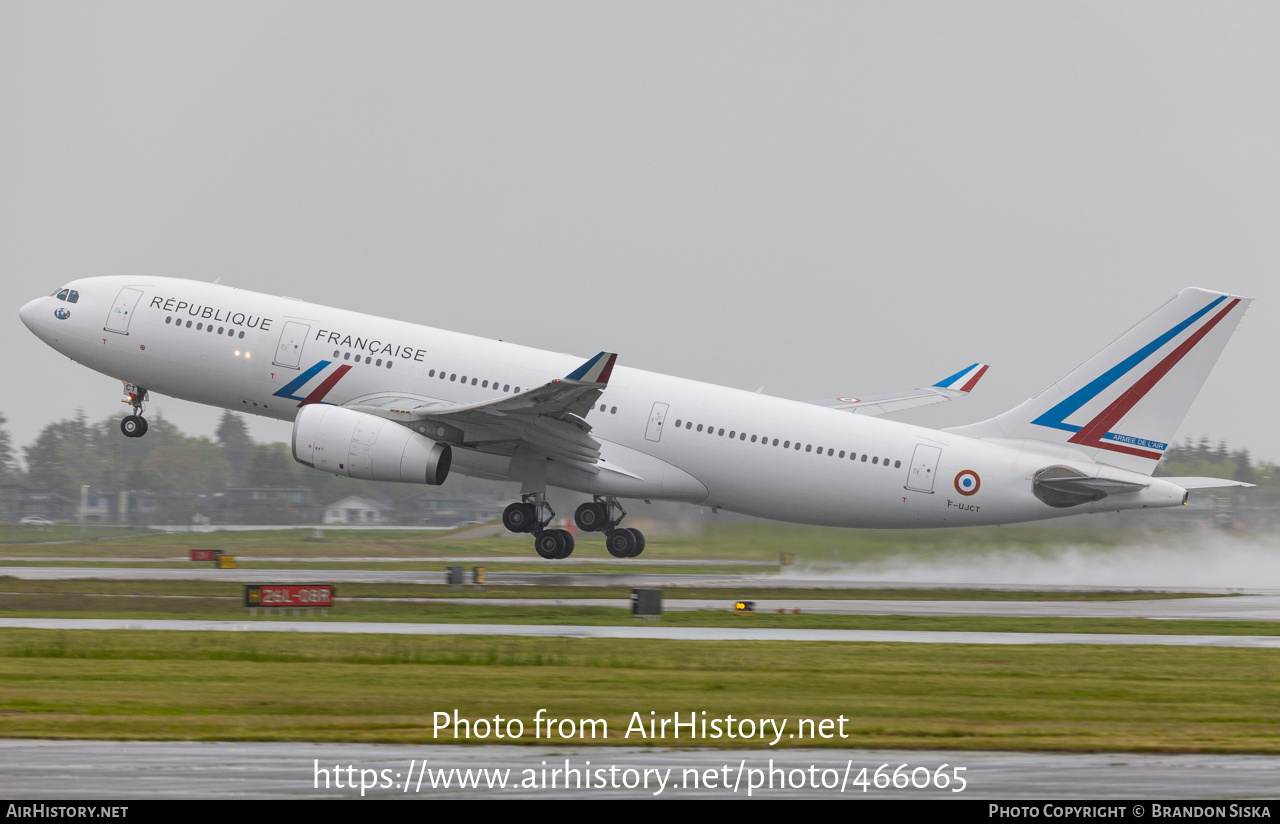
[945,288,1251,475]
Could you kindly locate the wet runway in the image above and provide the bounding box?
[378,595,1280,621]
[1,740,1277,799]
[0,565,1260,594]
[3,617,1278,647]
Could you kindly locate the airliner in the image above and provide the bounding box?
[20,279,1251,559]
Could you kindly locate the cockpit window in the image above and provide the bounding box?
[56,289,69,301]
[67,290,79,303]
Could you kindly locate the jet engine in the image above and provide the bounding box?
[292,404,451,485]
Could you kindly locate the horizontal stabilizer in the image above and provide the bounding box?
[808,363,989,417]
[1162,477,1255,490]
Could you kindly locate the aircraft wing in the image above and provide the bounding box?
[346,351,618,475]
[807,363,989,416]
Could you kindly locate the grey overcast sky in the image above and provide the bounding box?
[3,2,1278,460]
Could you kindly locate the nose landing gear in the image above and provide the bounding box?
[120,383,149,438]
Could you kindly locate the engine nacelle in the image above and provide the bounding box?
[292,404,451,485]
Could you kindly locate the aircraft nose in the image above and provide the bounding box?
[19,297,43,331]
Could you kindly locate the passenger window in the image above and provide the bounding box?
[772,439,778,446]
[611,406,617,414]
[697,425,704,432]
[729,431,736,439]
[344,353,350,360]
[872,457,879,464]
[238,330,244,338]
[515,387,521,392]
[218,327,224,334]
[894,460,901,468]
[450,374,457,381]
[376,359,383,366]
[675,420,682,427]
[861,454,867,462]
[186,321,192,328]
[750,435,757,443]
[165,317,172,324]
[67,291,79,303]
[839,451,845,458]
[784,441,790,448]
[795,443,801,450]
[197,323,203,331]
[717,428,724,436]
[461,376,467,383]
[806,445,812,452]
[483,380,489,388]
[429,370,436,377]
[828,448,834,456]
[686,422,693,429]
[471,378,477,385]
[387,361,393,369]
[740,433,746,441]
[504,384,511,392]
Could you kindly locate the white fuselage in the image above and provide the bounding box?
[20,276,1188,528]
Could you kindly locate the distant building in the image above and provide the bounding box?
[218,488,320,524]
[323,495,394,525]
[394,492,501,526]
[0,485,76,523]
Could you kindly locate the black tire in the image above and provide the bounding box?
[120,415,141,438]
[136,417,149,437]
[626,528,645,558]
[574,502,606,532]
[535,530,565,560]
[503,502,537,533]
[557,530,575,559]
[605,528,637,559]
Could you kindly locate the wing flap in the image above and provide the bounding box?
[345,352,618,475]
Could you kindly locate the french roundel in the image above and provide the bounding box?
[954,470,980,496]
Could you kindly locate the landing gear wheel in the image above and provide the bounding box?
[605,528,637,559]
[503,502,538,533]
[574,502,607,532]
[557,530,575,559]
[625,528,645,557]
[535,529,567,560]
[120,415,144,438]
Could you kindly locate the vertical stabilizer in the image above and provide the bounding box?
[946,288,1250,474]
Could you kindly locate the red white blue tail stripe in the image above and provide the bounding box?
[1031,294,1240,459]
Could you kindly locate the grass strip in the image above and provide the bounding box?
[1,628,1278,753]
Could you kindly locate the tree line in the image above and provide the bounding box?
[0,410,502,505]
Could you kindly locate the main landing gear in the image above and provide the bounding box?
[501,494,645,559]
[120,384,149,438]
[503,493,575,559]
[575,496,645,559]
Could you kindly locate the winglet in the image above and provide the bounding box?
[933,363,989,393]
[566,351,618,384]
